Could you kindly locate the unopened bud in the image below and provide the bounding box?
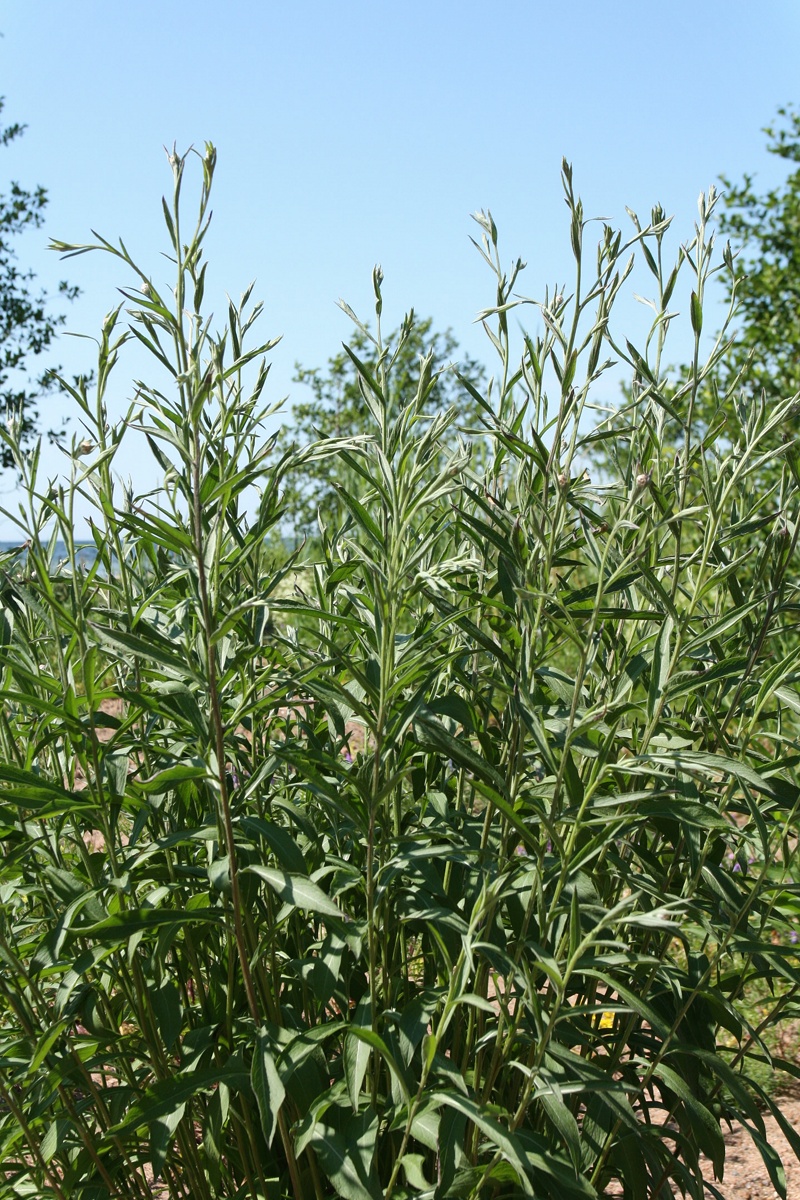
[77,439,95,456]
[635,471,650,490]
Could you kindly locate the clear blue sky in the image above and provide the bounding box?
[1,0,799,534]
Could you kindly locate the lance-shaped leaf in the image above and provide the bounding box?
[251,1027,285,1148]
[245,864,345,918]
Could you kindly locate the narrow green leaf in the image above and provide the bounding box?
[92,622,199,679]
[344,997,371,1111]
[152,979,182,1051]
[624,750,799,804]
[538,1086,582,1173]
[41,1119,72,1164]
[150,1103,185,1182]
[245,864,344,918]
[239,816,308,875]
[137,763,208,794]
[29,1019,72,1075]
[401,1153,435,1191]
[647,615,672,721]
[650,1060,724,1176]
[431,1091,534,1196]
[109,1063,248,1137]
[569,886,581,962]
[301,1105,382,1200]
[741,1122,787,1199]
[69,907,223,940]
[346,1024,410,1101]
[251,1027,285,1148]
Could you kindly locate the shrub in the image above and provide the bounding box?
[0,146,799,1200]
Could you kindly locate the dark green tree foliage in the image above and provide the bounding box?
[718,107,800,404]
[279,311,486,540]
[0,99,78,467]
[603,114,800,487]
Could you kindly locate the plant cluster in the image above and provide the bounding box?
[277,315,486,545]
[0,147,799,1200]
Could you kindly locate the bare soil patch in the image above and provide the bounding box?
[702,1094,800,1199]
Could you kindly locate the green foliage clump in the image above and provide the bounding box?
[278,314,486,543]
[0,147,798,1200]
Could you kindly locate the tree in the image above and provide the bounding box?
[278,312,487,542]
[715,106,800,406]
[0,98,78,468]
[604,112,800,485]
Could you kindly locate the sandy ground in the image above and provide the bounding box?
[702,1095,800,1200]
